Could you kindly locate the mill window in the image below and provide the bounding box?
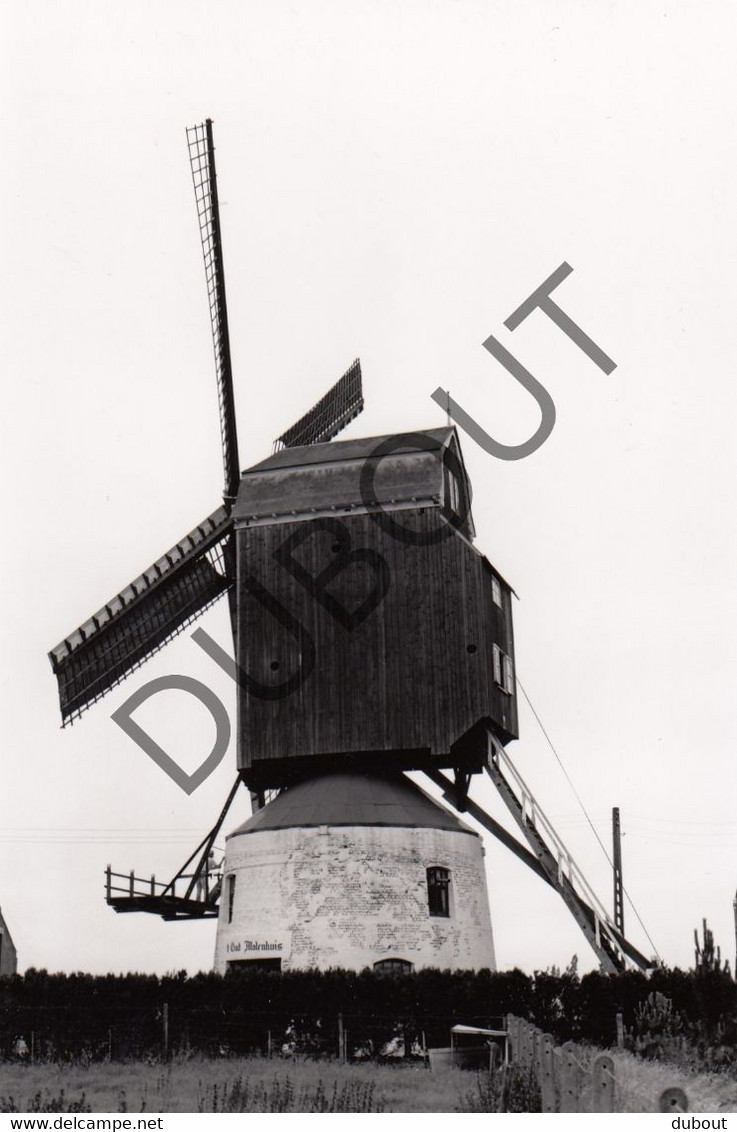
[447,471,460,514]
[427,867,451,917]
[228,957,281,972]
[493,645,514,695]
[443,459,466,523]
[226,875,236,924]
[373,958,414,975]
[491,575,502,607]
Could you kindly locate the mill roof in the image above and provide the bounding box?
[232,426,475,536]
[228,773,478,837]
[0,905,16,949]
[247,427,455,473]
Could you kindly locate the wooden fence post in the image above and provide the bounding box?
[559,1041,582,1113]
[534,1029,544,1087]
[505,1016,688,1114]
[592,1053,615,1113]
[507,1015,518,1063]
[162,1002,169,1060]
[513,1017,522,1064]
[660,1088,688,1113]
[522,1020,532,1067]
[540,1034,558,1113]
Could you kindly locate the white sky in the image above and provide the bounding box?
[2,0,736,978]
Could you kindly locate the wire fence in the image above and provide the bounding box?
[0,1007,707,1114]
[0,1004,506,1067]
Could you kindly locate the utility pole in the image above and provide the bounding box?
[337,1013,347,1063]
[612,807,624,934]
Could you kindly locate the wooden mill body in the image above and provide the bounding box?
[232,426,518,792]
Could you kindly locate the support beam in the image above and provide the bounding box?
[453,767,473,811]
[422,767,553,888]
[484,747,621,973]
[170,775,242,901]
[106,778,244,920]
[424,731,652,972]
[483,732,650,971]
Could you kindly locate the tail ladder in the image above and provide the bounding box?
[424,729,650,973]
[486,731,626,972]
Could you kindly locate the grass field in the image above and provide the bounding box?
[0,1054,734,1113]
[0,1060,457,1114]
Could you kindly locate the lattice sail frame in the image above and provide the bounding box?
[49,123,368,728]
[274,358,364,450]
[49,508,234,725]
[186,120,241,499]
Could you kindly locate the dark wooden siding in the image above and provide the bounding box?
[235,508,517,787]
[0,908,17,976]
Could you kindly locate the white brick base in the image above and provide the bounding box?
[213,822,495,973]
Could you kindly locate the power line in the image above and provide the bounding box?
[517,676,662,963]
[0,831,207,845]
[544,815,737,828]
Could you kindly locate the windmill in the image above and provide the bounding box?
[49,121,651,976]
